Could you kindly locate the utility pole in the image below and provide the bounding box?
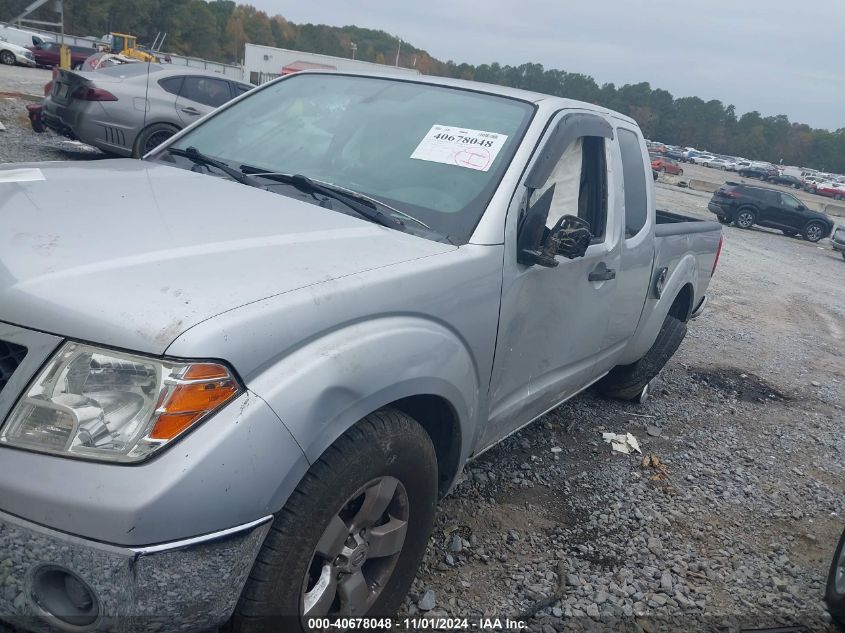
[394,38,402,67]
[350,42,357,60]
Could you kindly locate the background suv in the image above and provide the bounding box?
[708,183,833,242]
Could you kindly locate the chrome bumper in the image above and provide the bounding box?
[0,509,271,632]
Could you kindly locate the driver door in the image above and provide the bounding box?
[481,111,621,450]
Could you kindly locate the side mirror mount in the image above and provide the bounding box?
[517,186,593,267]
[547,214,592,260]
[517,186,559,267]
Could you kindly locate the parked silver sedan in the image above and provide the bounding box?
[41,64,252,157]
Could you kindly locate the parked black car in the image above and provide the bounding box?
[664,148,685,161]
[708,182,834,242]
[826,528,845,625]
[738,166,777,180]
[765,174,803,189]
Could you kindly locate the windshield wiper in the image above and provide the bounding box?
[167,147,263,188]
[239,165,434,232]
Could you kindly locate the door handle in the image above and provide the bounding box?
[588,263,616,282]
[181,107,200,115]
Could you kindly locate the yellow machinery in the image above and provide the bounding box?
[59,44,71,69]
[103,32,157,62]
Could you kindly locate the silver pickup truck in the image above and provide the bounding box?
[0,72,721,632]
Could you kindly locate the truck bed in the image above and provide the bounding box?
[655,209,722,235]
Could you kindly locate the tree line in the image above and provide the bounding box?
[2,0,843,172]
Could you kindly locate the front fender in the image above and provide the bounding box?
[247,316,480,475]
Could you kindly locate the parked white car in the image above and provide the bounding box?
[691,154,715,165]
[707,158,733,170]
[0,37,36,67]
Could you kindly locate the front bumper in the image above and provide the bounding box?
[0,510,271,633]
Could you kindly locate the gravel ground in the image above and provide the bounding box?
[1,68,844,632]
[0,74,105,163]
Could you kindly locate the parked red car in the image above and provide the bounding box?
[815,182,845,201]
[26,41,94,70]
[651,156,684,175]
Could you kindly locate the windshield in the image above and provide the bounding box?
[161,73,534,243]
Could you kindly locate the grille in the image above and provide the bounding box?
[0,341,27,394]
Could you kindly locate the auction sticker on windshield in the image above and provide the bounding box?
[410,124,508,172]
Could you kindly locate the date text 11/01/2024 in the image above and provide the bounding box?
[306,617,528,630]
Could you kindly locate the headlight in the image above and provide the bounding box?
[0,342,241,463]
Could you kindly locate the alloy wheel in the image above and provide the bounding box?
[301,476,409,618]
[737,212,754,228]
[805,224,823,242]
[143,130,174,154]
[0,51,15,66]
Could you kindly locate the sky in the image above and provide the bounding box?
[249,0,845,131]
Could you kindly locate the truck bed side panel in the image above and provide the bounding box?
[615,221,721,365]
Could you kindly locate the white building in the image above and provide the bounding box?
[243,43,419,85]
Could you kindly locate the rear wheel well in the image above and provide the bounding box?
[132,121,180,158]
[391,395,461,498]
[668,283,694,322]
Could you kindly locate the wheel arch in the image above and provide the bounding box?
[391,394,462,497]
[668,282,694,322]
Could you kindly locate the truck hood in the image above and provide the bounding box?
[0,160,455,354]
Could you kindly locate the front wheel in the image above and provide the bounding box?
[803,221,826,243]
[678,169,684,176]
[0,50,15,66]
[598,313,687,401]
[826,528,845,625]
[229,409,438,632]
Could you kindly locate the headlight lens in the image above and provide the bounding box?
[0,342,241,462]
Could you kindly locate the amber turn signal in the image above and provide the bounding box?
[148,363,239,441]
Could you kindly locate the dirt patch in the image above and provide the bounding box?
[689,366,795,402]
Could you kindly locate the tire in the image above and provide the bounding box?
[598,313,687,401]
[0,50,15,66]
[782,229,798,237]
[132,122,180,158]
[229,409,438,633]
[659,167,666,173]
[734,208,756,229]
[835,194,843,201]
[803,221,826,243]
[826,528,845,625]
[678,169,684,176]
